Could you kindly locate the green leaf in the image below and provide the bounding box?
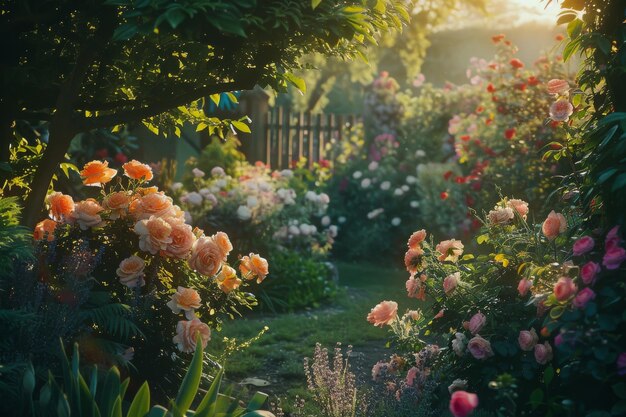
[147,405,169,417]
[544,365,554,385]
[174,334,204,412]
[476,234,489,244]
[127,382,150,417]
[165,9,186,29]
[567,18,583,39]
[283,72,307,94]
[530,388,544,409]
[246,392,269,411]
[112,23,138,41]
[311,0,322,9]
[194,368,223,417]
[231,121,251,134]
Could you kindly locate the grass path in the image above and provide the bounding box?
[206,262,410,402]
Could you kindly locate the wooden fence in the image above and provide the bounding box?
[260,107,360,170]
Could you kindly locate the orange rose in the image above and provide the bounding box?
[34,219,57,241]
[71,199,104,230]
[367,300,398,327]
[123,160,154,181]
[102,191,132,219]
[217,265,241,293]
[47,192,75,222]
[407,229,427,249]
[172,318,211,353]
[166,286,202,319]
[213,231,233,258]
[188,236,225,277]
[134,216,173,254]
[130,192,175,220]
[116,255,146,288]
[542,210,567,240]
[80,160,117,186]
[404,247,425,275]
[136,186,159,196]
[239,253,269,283]
[163,218,196,258]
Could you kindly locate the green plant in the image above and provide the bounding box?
[18,335,275,417]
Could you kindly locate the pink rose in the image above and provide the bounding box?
[468,312,486,334]
[603,246,626,270]
[405,367,419,387]
[542,210,567,240]
[487,207,514,226]
[507,199,529,220]
[573,288,595,308]
[444,272,461,295]
[172,318,211,353]
[549,99,574,122]
[436,239,464,262]
[517,278,532,296]
[605,226,621,250]
[467,335,494,360]
[580,261,601,285]
[518,328,538,351]
[573,236,595,256]
[449,391,479,417]
[553,277,577,301]
[407,229,427,249]
[71,199,105,230]
[367,301,398,327]
[547,79,569,95]
[534,342,553,365]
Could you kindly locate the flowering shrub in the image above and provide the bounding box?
[28,159,266,396]
[364,197,626,416]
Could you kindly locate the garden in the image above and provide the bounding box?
[1,0,626,416]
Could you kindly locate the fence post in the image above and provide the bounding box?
[238,87,270,164]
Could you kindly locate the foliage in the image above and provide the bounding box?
[15,336,274,417]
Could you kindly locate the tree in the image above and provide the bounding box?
[0,0,411,227]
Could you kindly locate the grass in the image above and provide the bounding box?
[206,261,411,401]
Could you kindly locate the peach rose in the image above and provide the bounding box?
[549,99,574,122]
[367,300,398,327]
[47,192,75,223]
[214,231,233,258]
[405,275,426,300]
[123,160,154,181]
[436,239,464,262]
[130,192,175,220]
[554,276,577,301]
[239,253,269,283]
[167,286,201,319]
[72,199,104,230]
[443,272,461,295]
[172,318,211,353]
[404,247,425,274]
[468,312,486,334]
[518,328,538,351]
[517,278,532,296]
[407,229,427,249]
[217,265,242,293]
[80,160,117,186]
[449,391,479,417]
[134,216,173,254]
[102,191,132,220]
[547,79,569,95]
[116,255,146,288]
[488,207,514,226]
[136,186,159,196]
[507,199,529,220]
[188,236,224,277]
[534,342,553,365]
[34,219,57,241]
[163,218,196,258]
[467,335,494,360]
[542,210,567,240]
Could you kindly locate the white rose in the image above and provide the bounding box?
[199,188,211,197]
[352,171,363,179]
[361,178,371,189]
[368,161,379,171]
[288,225,300,236]
[170,182,183,192]
[192,168,205,178]
[338,216,346,224]
[410,200,420,208]
[280,169,294,178]
[236,205,252,221]
[216,179,228,189]
[401,185,409,192]
[211,166,225,177]
[393,188,404,196]
[391,217,401,226]
[305,191,318,202]
[321,216,331,227]
[406,175,417,184]
[329,225,338,238]
[415,150,426,158]
[246,196,259,208]
[186,192,203,206]
[380,181,391,190]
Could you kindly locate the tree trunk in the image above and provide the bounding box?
[21,115,77,229]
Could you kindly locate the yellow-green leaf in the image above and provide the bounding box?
[231,121,251,133]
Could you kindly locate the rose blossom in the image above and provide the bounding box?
[573,236,595,256]
[405,276,425,300]
[449,391,479,417]
[192,167,205,178]
[34,219,57,241]
[72,199,105,230]
[405,367,419,387]
[444,272,461,295]
[188,235,225,277]
[468,312,486,334]
[216,265,241,293]
[573,288,596,309]
[116,255,146,288]
[549,99,574,122]
[580,261,601,285]
[547,79,569,95]
[123,160,153,181]
[47,192,75,222]
[172,318,211,353]
[436,239,464,262]
[167,286,202,319]
[130,192,175,220]
[367,301,398,327]
[507,199,529,219]
[134,215,172,254]
[467,335,494,360]
[80,160,117,186]
[603,246,626,270]
[404,247,425,274]
[407,229,427,249]
[518,328,538,351]
[534,342,553,365]
[605,226,621,250]
[239,253,269,283]
[542,210,567,240]
[211,166,225,177]
[488,207,514,226]
[452,332,467,357]
[517,278,532,296]
[213,231,233,258]
[102,191,132,220]
[163,218,196,258]
[554,277,577,301]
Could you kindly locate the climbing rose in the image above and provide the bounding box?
[167,286,202,318]
[173,318,210,353]
[47,192,75,222]
[554,277,577,301]
[507,199,529,219]
[239,253,269,283]
[467,335,494,360]
[407,229,427,249]
[542,210,567,240]
[517,278,532,296]
[547,79,569,95]
[449,391,479,417]
[216,265,241,293]
[116,255,146,288]
[603,246,626,270]
[487,207,514,225]
[367,301,398,327]
[123,160,154,181]
[134,216,173,254]
[188,235,224,277]
[452,333,467,357]
[549,99,574,122]
[581,261,601,285]
[130,192,176,220]
[404,247,425,274]
[573,236,595,256]
[436,239,464,262]
[573,288,596,309]
[468,312,486,334]
[34,219,57,241]
[102,191,132,220]
[534,342,553,365]
[163,218,196,259]
[80,160,118,186]
[71,199,105,230]
[443,272,461,295]
[518,328,538,351]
